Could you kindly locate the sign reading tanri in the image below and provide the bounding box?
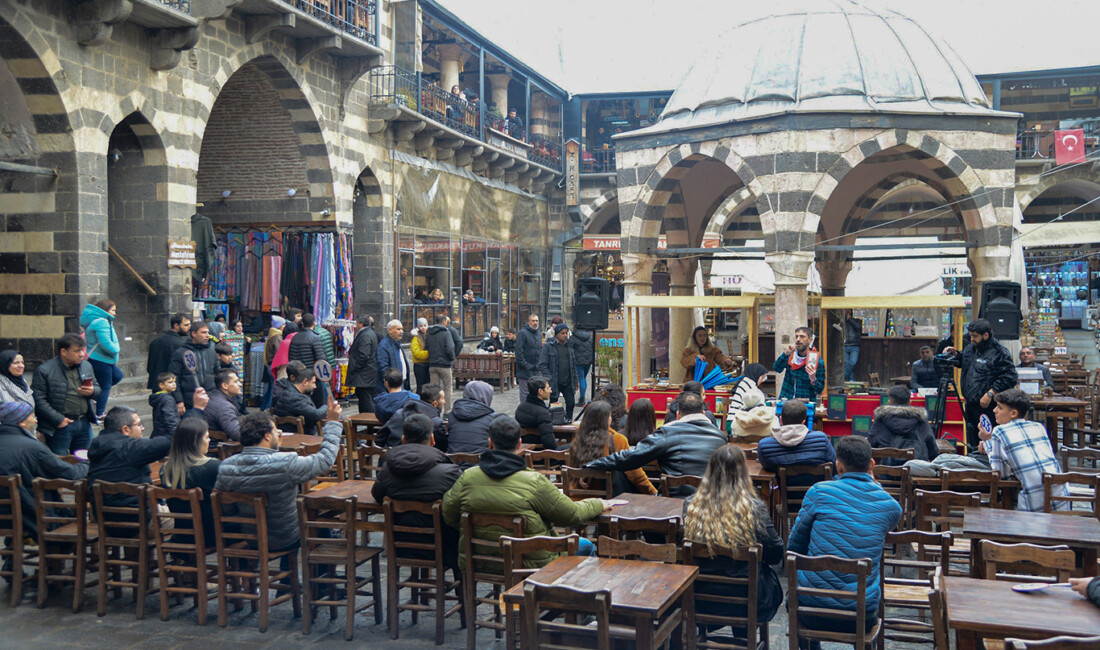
[167,239,197,268]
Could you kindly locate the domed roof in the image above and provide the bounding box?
[633,1,1006,136]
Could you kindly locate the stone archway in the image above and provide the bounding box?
[1018,164,1100,214]
[351,167,389,323]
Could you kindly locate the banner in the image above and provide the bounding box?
[564,139,580,206]
[1055,128,1087,166]
[581,235,721,251]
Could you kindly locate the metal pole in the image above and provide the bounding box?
[478,47,485,141]
[0,161,58,177]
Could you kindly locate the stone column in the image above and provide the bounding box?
[817,255,852,386]
[621,252,657,387]
[488,74,510,118]
[436,43,465,95]
[767,251,813,395]
[529,93,548,138]
[667,257,699,375]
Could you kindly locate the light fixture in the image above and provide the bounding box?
[319,208,331,217]
[109,149,121,164]
[221,189,232,199]
[286,188,297,197]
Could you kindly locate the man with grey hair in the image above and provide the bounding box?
[1017,347,1053,389]
[377,319,410,392]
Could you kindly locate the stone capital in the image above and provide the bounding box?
[765,251,813,287]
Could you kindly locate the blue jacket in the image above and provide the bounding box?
[374,390,417,425]
[80,304,120,364]
[787,473,902,617]
[756,425,836,472]
[377,335,410,391]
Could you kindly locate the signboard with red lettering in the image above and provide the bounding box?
[581,235,721,251]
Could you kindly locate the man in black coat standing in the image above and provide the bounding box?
[287,312,328,407]
[146,313,189,397]
[941,318,1018,449]
[168,322,217,410]
[513,313,542,403]
[569,328,594,407]
[426,315,456,413]
[346,314,378,414]
[538,323,577,421]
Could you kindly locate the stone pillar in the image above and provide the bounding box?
[767,251,813,395]
[488,74,510,118]
[436,43,465,95]
[817,255,852,386]
[622,252,657,387]
[530,94,548,138]
[667,257,699,373]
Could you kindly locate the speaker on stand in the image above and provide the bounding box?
[574,277,609,403]
[978,281,1022,341]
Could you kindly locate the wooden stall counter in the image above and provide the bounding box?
[821,392,965,442]
[627,385,732,430]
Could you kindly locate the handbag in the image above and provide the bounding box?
[549,405,566,426]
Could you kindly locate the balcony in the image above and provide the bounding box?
[226,0,382,70]
[74,0,201,69]
[582,148,616,174]
[1017,130,1100,161]
[369,64,563,191]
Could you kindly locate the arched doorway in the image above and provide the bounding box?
[351,167,389,323]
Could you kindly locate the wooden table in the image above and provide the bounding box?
[944,575,1100,649]
[599,493,683,524]
[278,433,322,451]
[890,375,911,386]
[502,556,698,650]
[1031,395,1087,448]
[453,353,515,391]
[962,506,1100,576]
[303,479,382,539]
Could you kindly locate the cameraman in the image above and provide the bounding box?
[941,319,1017,449]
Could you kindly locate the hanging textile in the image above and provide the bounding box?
[222,332,246,380]
[334,232,354,321]
[247,346,265,398]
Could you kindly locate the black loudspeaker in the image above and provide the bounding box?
[979,281,1022,341]
[574,277,609,331]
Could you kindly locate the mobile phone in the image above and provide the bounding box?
[81,378,93,388]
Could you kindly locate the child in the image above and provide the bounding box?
[150,372,207,439]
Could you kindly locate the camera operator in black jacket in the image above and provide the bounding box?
[940,319,1017,449]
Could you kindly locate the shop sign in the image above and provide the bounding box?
[564,139,580,206]
[711,275,744,288]
[582,235,721,251]
[941,264,971,277]
[599,337,626,348]
[167,239,196,268]
[461,240,486,253]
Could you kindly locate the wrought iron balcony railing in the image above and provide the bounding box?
[582,147,615,173]
[290,0,378,45]
[1017,130,1100,161]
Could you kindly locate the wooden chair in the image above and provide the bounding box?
[1043,472,1098,516]
[273,414,305,435]
[596,535,677,563]
[0,475,32,607]
[870,447,915,464]
[462,511,524,649]
[1059,445,1100,474]
[383,498,463,645]
[560,466,614,500]
[940,468,1002,508]
[314,444,346,487]
[913,490,981,575]
[785,552,882,650]
[33,477,98,612]
[607,515,679,546]
[356,445,387,480]
[879,530,952,645]
[868,372,881,388]
[659,473,702,497]
[92,480,158,619]
[207,430,229,459]
[871,464,912,528]
[979,541,1075,583]
[524,449,568,487]
[210,490,301,632]
[776,464,835,544]
[682,541,769,650]
[501,534,580,650]
[1006,637,1100,649]
[519,427,546,448]
[521,581,613,650]
[447,452,481,466]
[217,441,243,460]
[147,486,216,625]
[927,566,949,650]
[299,494,382,640]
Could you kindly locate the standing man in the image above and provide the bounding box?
[909,346,940,391]
[832,309,862,382]
[446,314,463,356]
[941,318,1017,450]
[311,315,337,369]
[146,313,189,396]
[538,323,578,421]
[32,333,100,455]
[169,321,217,410]
[569,328,594,407]
[346,314,378,414]
[426,315,456,411]
[1017,347,1053,389]
[773,326,826,401]
[514,314,542,403]
[377,320,411,392]
[287,313,327,407]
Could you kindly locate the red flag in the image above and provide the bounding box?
[1055,129,1087,165]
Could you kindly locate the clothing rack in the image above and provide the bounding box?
[213,221,342,233]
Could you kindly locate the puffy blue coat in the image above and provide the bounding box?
[80,304,120,364]
[786,472,902,617]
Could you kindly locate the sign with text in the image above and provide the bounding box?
[582,235,721,251]
[565,139,580,206]
[182,350,197,373]
[167,239,197,268]
[313,360,333,383]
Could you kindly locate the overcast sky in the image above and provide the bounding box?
[437,0,1100,94]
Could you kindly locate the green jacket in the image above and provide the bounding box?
[442,449,604,569]
[313,325,337,367]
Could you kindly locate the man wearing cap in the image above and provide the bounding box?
[0,401,88,553]
[538,323,577,421]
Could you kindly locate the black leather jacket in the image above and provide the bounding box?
[586,417,728,496]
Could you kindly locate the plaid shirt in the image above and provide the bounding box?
[773,352,826,401]
[987,419,1068,512]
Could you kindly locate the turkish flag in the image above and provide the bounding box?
[1055,129,1087,165]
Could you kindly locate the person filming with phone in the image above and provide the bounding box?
[939,318,1017,450]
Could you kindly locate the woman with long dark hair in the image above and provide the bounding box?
[594,383,629,432]
[623,398,656,446]
[729,362,770,410]
[161,417,220,546]
[683,444,783,624]
[678,325,732,383]
[568,401,655,495]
